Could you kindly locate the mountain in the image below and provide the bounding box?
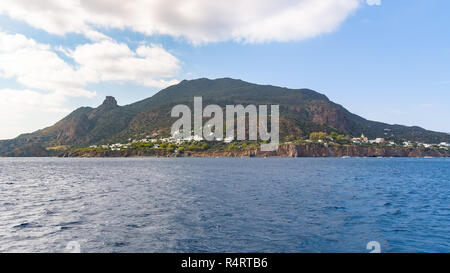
[1,78,449,156]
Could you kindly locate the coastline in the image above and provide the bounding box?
[57,144,449,158]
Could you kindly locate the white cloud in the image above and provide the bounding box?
[0,31,96,98]
[366,0,381,6]
[0,89,70,139]
[0,0,361,44]
[69,41,180,88]
[0,31,180,139]
[0,31,181,93]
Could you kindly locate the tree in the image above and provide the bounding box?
[201,143,210,150]
[330,132,339,140]
[167,143,177,151]
[159,142,168,149]
[285,135,295,142]
[309,132,327,141]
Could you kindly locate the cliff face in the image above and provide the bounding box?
[56,113,92,143]
[308,103,349,132]
[61,144,449,158]
[275,144,449,158]
[4,145,51,157]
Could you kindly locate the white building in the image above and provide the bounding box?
[422,143,433,148]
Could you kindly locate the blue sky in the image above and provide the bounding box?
[0,0,449,139]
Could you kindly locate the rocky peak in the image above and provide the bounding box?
[101,96,118,108]
[87,96,119,120]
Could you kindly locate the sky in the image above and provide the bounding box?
[0,0,449,140]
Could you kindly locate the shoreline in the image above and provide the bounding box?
[60,143,450,158]
[1,155,449,159]
[2,144,448,158]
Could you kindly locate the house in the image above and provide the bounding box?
[403,141,412,147]
[368,138,385,144]
[351,133,368,144]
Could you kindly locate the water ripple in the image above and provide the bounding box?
[0,157,449,253]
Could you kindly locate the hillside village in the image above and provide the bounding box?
[83,131,449,154]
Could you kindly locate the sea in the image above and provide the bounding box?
[0,157,449,253]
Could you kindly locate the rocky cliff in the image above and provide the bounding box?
[61,144,449,158]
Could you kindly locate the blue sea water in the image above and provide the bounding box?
[0,157,449,253]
